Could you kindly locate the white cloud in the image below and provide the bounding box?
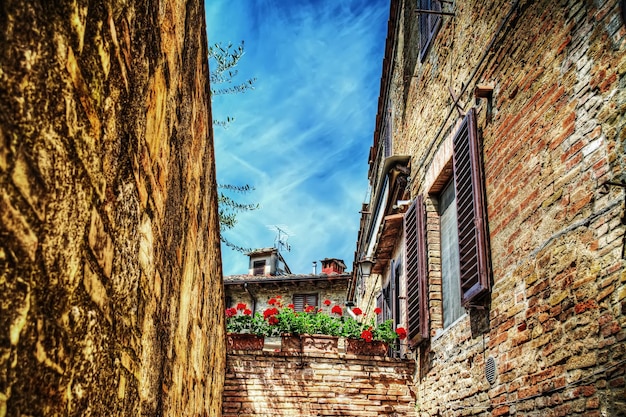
[207,0,388,275]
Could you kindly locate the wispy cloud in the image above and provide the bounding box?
[207,0,388,275]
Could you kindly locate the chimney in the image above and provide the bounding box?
[312,261,317,275]
[320,258,346,274]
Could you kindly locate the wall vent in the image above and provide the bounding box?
[485,356,497,384]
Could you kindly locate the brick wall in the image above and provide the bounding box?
[0,0,224,415]
[379,0,625,415]
[224,350,416,416]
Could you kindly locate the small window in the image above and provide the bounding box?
[253,260,266,276]
[293,293,318,312]
[418,0,442,62]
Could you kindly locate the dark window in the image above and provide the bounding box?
[419,0,442,62]
[253,260,266,276]
[453,108,491,306]
[405,195,429,346]
[293,293,318,312]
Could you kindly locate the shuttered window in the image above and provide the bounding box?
[452,108,491,306]
[253,260,266,276]
[293,293,318,312]
[405,195,429,345]
[419,0,442,62]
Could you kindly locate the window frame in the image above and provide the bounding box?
[405,108,492,343]
[292,293,318,312]
[418,0,442,62]
[252,260,266,276]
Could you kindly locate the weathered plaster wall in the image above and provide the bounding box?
[387,0,625,415]
[225,278,349,314]
[0,0,225,415]
[224,350,416,416]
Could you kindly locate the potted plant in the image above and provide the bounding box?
[342,307,407,356]
[225,303,268,351]
[262,297,343,353]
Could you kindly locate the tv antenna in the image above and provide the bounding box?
[267,224,293,253]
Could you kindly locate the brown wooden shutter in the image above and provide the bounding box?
[293,294,317,312]
[419,0,442,62]
[405,196,429,345]
[452,108,491,306]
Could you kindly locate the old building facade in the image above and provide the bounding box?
[0,0,224,415]
[354,0,626,415]
[225,250,350,315]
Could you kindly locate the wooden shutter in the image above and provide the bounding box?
[452,108,491,306]
[293,293,318,312]
[419,0,442,62]
[405,196,429,345]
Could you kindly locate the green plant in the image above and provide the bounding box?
[225,304,269,335]
[339,308,408,344]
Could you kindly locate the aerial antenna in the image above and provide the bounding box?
[267,224,293,253]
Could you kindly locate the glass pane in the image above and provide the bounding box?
[440,180,463,328]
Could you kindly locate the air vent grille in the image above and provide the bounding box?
[485,356,497,384]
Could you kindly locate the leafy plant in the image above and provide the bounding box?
[226,303,268,335]
[225,297,408,344]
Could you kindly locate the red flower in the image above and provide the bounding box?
[374,307,382,315]
[361,329,373,342]
[268,298,277,306]
[263,307,278,319]
[304,305,315,313]
[287,304,295,310]
[352,307,363,316]
[323,299,331,306]
[331,305,343,316]
[396,327,407,340]
[236,303,247,311]
[268,316,279,325]
[225,308,237,318]
[243,308,252,316]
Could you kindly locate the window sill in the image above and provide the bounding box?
[431,313,468,343]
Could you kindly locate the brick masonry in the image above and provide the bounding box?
[378,0,626,415]
[224,350,416,417]
[0,0,224,415]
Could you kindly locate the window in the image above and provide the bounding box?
[293,293,318,312]
[439,179,463,328]
[418,0,442,62]
[405,108,491,342]
[253,260,266,276]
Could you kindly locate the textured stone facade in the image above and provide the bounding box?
[358,0,626,415]
[0,0,224,415]
[223,350,416,416]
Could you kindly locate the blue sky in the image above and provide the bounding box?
[206,0,389,275]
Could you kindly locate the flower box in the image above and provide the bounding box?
[281,334,302,353]
[226,333,264,352]
[300,334,338,354]
[345,338,388,356]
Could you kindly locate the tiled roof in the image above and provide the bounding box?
[224,273,351,284]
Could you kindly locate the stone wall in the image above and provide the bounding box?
[385,0,625,415]
[224,350,416,416]
[0,0,225,415]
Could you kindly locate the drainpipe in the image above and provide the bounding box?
[244,283,257,315]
